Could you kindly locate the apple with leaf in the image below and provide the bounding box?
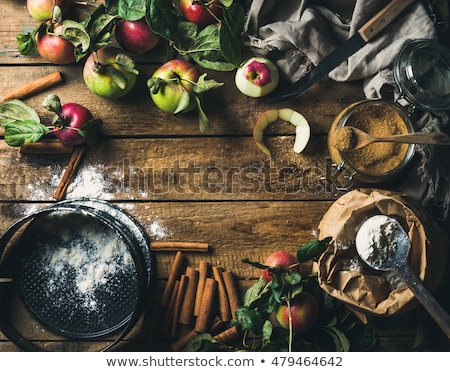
[0,95,102,148]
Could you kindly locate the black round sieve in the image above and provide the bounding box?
[0,200,152,351]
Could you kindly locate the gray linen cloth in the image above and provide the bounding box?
[243,0,450,221]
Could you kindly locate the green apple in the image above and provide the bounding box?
[27,0,69,22]
[148,59,200,114]
[235,57,279,97]
[83,47,138,100]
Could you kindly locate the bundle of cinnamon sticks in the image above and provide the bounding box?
[154,251,242,351]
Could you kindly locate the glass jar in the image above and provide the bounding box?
[393,39,450,111]
[328,100,416,183]
[328,39,450,183]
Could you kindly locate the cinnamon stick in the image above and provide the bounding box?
[179,267,199,325]
[171,329,198,352]
[213,326,239,344]
[53,144,87,201]
[194,260,210,316]
[171,274,189,338]
[161,251,185,307]
[194,277,217,333]
[222,270,241,320]
[162,280,179,336]
[20,141,73,154]
[212,266,231,322]
[151,241,209,252]
[0,71,63,102]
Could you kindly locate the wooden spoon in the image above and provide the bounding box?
[336,126,450,151]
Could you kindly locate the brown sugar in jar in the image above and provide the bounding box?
[328,100,415,183]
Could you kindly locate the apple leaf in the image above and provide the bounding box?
[103,65,128,90]
[78,118,103,148]
[81,4,117,49]
[219,3,245,67]
[193,95,210,133]
[118,0,146,21]
[0,100,40,127]
[59,20,91,61]
[115,54,139,75]
[173,91,191,115]
[146,0,179,41]
[296,237,332,263]
[16,28,38,56]
[193,74,224,94]
[4,120,49,147]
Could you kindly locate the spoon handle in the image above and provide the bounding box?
[396,265,450,339]
[378,132,450,145]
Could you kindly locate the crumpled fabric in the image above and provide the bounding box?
[243,0,436,93]
[243,0,450,221]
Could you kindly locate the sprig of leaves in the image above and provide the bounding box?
[186,237,377,352]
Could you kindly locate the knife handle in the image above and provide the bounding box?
[358,0,416,42]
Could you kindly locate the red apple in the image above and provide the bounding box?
[148,59,200,114]
[276,292,320,333]
[52,103,94,146]
[115,18,160,55]
[83,46,138,100]
[36,23,76,65]
[262,251,298,282]
[235,57,279,97]
[179,0,223,27]
[27,0,69,22]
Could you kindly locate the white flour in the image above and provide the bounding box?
[355,215,407,268]
[26,212,134,312]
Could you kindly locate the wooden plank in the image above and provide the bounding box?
[0,66,365,137]
[0,137,359,202]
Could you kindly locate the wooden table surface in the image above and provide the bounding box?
[1,0,450,352]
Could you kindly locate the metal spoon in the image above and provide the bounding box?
[355,215,450,338]
[340,126,450,151]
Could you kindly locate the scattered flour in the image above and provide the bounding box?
[66,165,114,199]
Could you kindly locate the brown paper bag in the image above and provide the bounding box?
[317,188,449,323]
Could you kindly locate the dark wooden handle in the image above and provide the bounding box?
[358,0,416,42]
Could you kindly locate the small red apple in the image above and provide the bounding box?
[114,18,160,55]
[27,0,69,22]
[36,23,76,64]
[262,251,298,282]
[43,94,102,147]
[235,57,279,97]
[276,292,320,333]
[179,0,223,27]
[52,103,93,146]
[148,59,200,114]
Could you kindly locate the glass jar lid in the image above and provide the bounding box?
[393,39,450,111]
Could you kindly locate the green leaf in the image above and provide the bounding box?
[193,73,224,94]
[244,278,267,306]
[146,0,179,41]
[262,319,273,343]
[118,0,146,21]
[16,30,38,56]
[296,237,332,263]
[103,64,127,90]
[173,91,191,115]
[82,4,117,48]
[115,53,139,75]
[235,306,265,334]
[242,257,270,270]
[0,100,40,127]
[4,120,49,147]
[58,20,91,61]
[219,3,245,67]
[194,94,210,132]
[42,94,62,114]
[321,326,351,352]
[78,118,103,148]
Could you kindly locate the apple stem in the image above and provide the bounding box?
[287,297,293,352]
